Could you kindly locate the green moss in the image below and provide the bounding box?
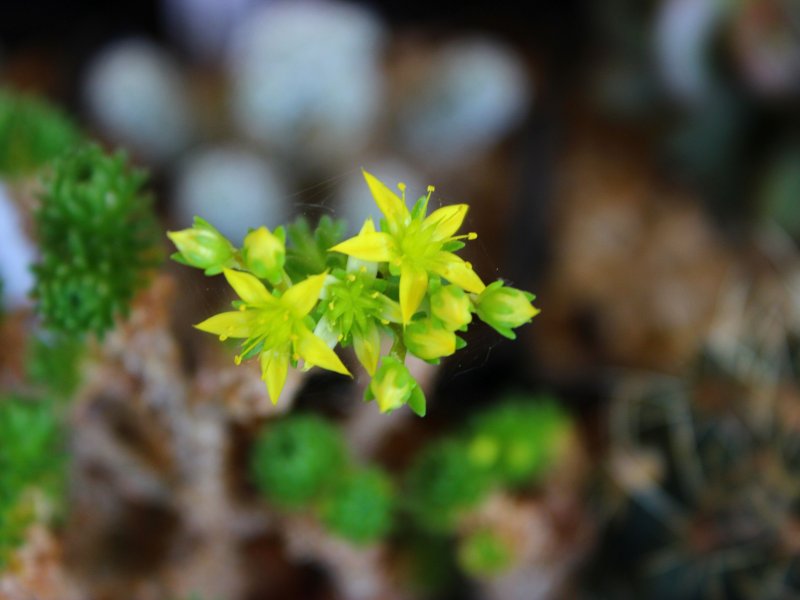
[405,439,491,533]
[467,397,571,488]
[250,414,346,508]
[318,468,394,544]
[0,89,81,177]
[0,395,65,567]
[32,143,161,337]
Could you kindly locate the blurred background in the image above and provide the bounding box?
[2,0,800,599]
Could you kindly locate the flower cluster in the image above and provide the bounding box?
[169,170,539,415]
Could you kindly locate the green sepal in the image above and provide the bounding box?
[408,386,426,417]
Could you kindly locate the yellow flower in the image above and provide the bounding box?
[195,269,351,404]
[330,170,485,324]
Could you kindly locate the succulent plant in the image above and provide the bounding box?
[0,89,81,177]
[317,468,394,544]
[405,438,492,533]
[467,397,571,488]
[250,414,347,507]
[32,143,161,337]
[0,395,65,568]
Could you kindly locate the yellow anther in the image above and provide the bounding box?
[467,232,478,240]
[234,355,242,365]
[219,335,228,341]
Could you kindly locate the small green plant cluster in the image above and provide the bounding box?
[0,89,81,177]
[405,397,571,577]
[250,414,394,545]
[250,399,570,564]
[32,143,161,337]
[169,170,540,416]
[0,395,65,568]
[406,397,570,531]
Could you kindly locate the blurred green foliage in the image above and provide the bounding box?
[0,89,81,177]
[457,529,514,578]
[251,414,346,507]
[251,399,571,553]
[467,397,570,488]
[32,143,161,337]
[0,395,65,568]
[317,468,394,544]
[405,438,491,532]
[762,147,800,238]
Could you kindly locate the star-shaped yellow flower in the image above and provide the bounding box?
[195,269,351,403]
[330,170,485,324]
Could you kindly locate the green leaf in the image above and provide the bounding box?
[284,216,347,282]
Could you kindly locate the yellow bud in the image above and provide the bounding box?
[168,219,235,272]
[403,318,457,361]
[368,357,416,413]
[242,226,285,284]
[475,281,540,340]
[430,285,472,331]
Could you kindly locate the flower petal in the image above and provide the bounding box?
[400,262,428,324]
[353,319,381,376]
[260,351,289,405]
[195,310,258,339]
[346,219,379,277]
[424,204,468,241]
[296,328,352,376]
[431,253,485,294]
[377,295,403,324]
[223,269,273,306]
[329,232,395,262]
[282,272,327,317]
[363,169,409,227]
